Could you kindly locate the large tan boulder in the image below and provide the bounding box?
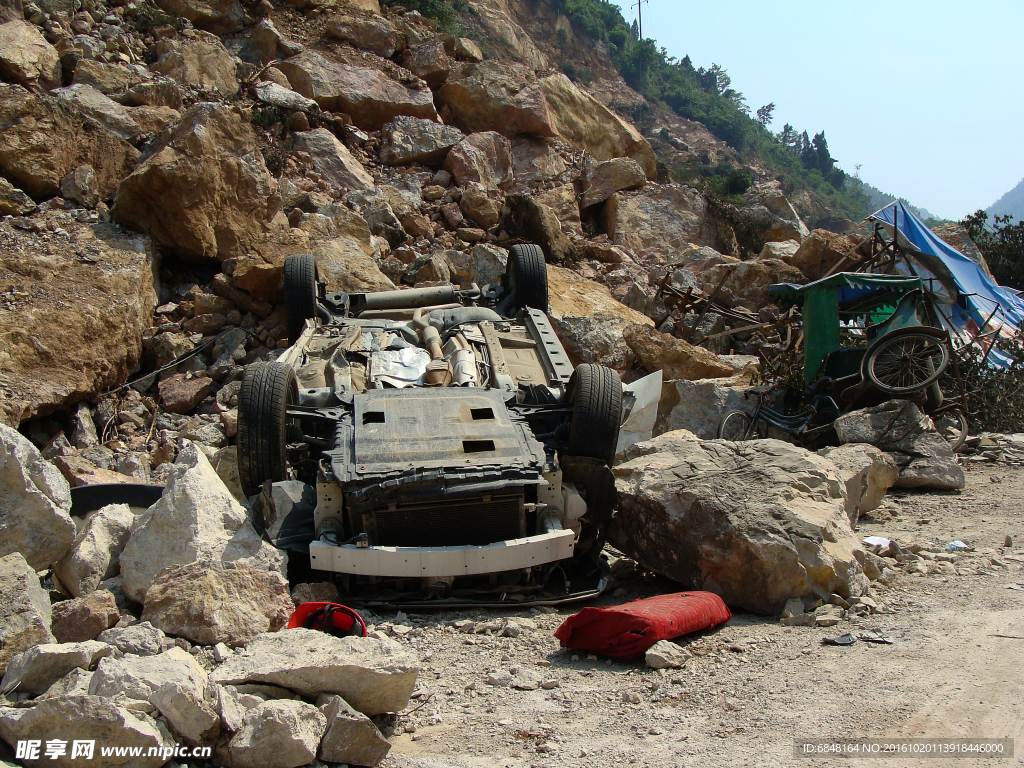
[538,73,656,179]
[818,444,899,525]
[465,0,547,69]
[580,156,647,208]
[155,0,244,35]
[51,84,143,141]
[112,103,280,263]
[438,60,555,138]
[933,222,992,276]
[445,131,513,190]
[547,266,652,370]
[623,323,734,381]
[703,258,807,312]
[277,50,437,130]
[655,376,757,440]
[380,115,464,165]
[0,551,55,676]
[326,13,403,58]
[0,218,157,427]
[151,30,239,98]
[785,229,857,281]
[0,20,60,90]
[610,430,870,614]
[0,84,140,199]
[604,185,733,261]
[292,128,374,193]
[234,205,394,303]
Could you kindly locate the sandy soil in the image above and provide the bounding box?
[361,464,1024,768]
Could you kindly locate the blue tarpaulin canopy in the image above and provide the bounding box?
[869,202,1024,338]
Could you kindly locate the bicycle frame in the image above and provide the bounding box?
[741,387,839,445]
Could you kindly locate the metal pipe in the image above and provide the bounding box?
[361,285,458,311]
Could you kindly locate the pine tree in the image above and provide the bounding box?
[630,19,639,40]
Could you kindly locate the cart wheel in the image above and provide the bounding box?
[506,243,549,314]
[934,409,969,453]
[865,332,949,395]
[284,253,319,344]
[565,364,622,465]
[238,361,299,498]
[718,410,755,441]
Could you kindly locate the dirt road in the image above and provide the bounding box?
[367,465,1024,768]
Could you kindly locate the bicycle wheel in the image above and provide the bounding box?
[866,332,949,395]
[934,409,968,453]
[719,410,754,441]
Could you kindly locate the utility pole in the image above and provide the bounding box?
[631,0,648,40]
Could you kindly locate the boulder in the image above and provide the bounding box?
[623,323,735,381]
[151,30,239,98]
[117,77,183,109]
[0,424,74,570]
[703,259,807,312]
[785,229,857,281]
[89,647,209,703]
[0,217,157,428]
[151,680,220,745]
[317,693,391,766]
[536,184,582,236]
[158,374,214,414]
[254,81,317,112]
[758,240,800,261]
[228,700,326,768]
[0,640,114,696]
[0,695,173,768]
[238,205,394,302]
[40,667,93,698]
[277,51,437,130]
[0,176,34,215]
[155,0,244,35]
[119,442,286,603]
[444,131,513,190]
[933,222,992,276]
[459,182,500,228]
[54,505,137,598]
[511,136,566,182]
[609,431,869,614]
[547,266,652,370]
[834,400,966,490]
[98,622,166,657]
[0,84,140,199]
[502,193,573,262]
[538,73,656,179]
[293,128,374,193]
[141,560,293,648]
[818,444,899,525]
[462,1,546,68]
[581,157,647,208]
[0,552,54,676]
[655,376,756,439]
[452,37,483,62]
[72,59,146,94]
[50,590,121,642]
[212,629,419,716]
[604,185,732,261]
[241,19,303,66]
[112,103,280,263]
[51,84,142,141]
[326,14,402,58]
[0,20,60,90]
[380,115,463,165]
[0,0,22,24]
[402,40,453,88]
[60,163,99,208]
[438,60,555,138]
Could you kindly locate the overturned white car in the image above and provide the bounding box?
[237,245,622,605]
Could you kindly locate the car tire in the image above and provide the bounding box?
[284,253,318,344]
[238,361,298,498]
[565,364,622,465]
[506,243,548,313]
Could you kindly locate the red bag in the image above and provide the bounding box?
[287,602,367,638]
[553,592,731,659]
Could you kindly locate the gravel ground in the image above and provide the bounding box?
[361,464,1024,768]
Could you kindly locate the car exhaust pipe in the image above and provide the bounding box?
[413,308,454,386]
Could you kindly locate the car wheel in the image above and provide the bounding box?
[284,253,318,344]
[506,243,548,313]
[565,364,622,465]
[238,361,298,498]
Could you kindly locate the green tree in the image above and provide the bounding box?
[963,210,1024,290]
[756,102,775,127]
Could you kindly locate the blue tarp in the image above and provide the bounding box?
[869,201,1024,336]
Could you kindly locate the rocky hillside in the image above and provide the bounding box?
[0,0,847,444]
[988,176,1024,221]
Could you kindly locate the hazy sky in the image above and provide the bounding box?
[607,0,1024,220]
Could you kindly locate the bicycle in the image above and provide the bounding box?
[718,383,841,447]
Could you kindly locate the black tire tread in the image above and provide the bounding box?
[566,364,622,465]
[284,253,318,344]
[508,243,549,313]
[238,361,296,498]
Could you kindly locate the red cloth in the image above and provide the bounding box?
[553,592,731,659]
